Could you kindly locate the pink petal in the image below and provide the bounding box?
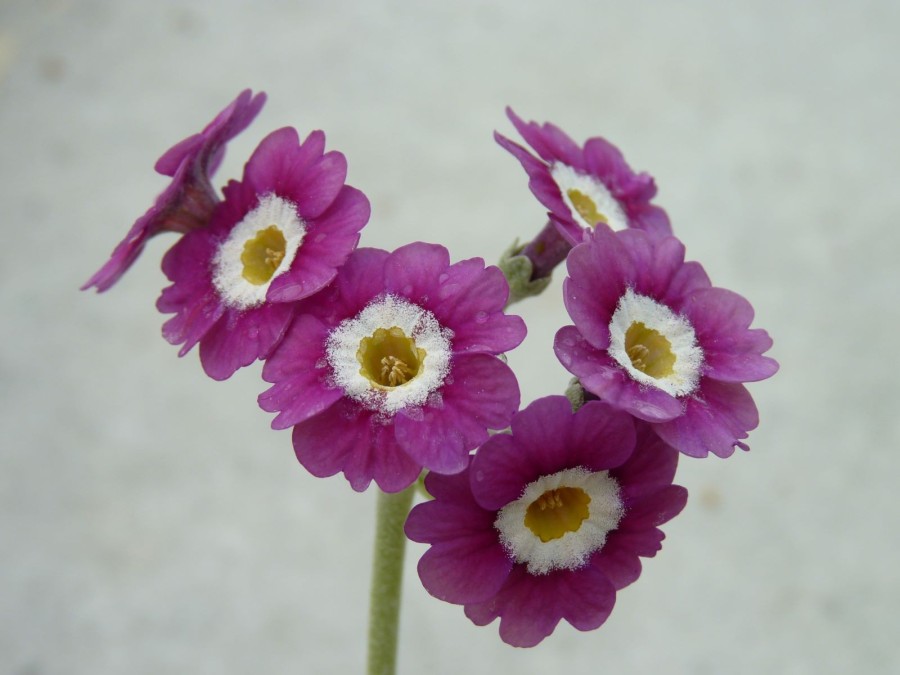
[394,354,520,475]
[618,485,688,531]
[416,534,512,605]
[292,151,349,218]
[467,565,616,647]
[383,242,449,305]
[566,400,636,471]
[612,423,680,500]
[653,380,759,458]
[292,400,421,493]
[563,233,632,349]
[257,314,343,428]
[198,301,295,381]
[429,259,526,354]
[554,325,684,422]
[682,287,778,382]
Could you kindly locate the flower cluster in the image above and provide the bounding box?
[86,93,777,650]
[407,109,777,644]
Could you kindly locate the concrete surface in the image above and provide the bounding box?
[1,0,898,673]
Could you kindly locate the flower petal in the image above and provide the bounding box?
[653,380,759,458]
[429,258,525,354]
[554,326,684,422]
[383,242,449,305]
[318,247,391,322]
[415,534,512,605]
[471,397,636,510]
[198,301,295,381]
[566,400,636,471]
[156,230,225,355]
[470,397,574,510]
[683,287,779,383]
[618,485,688,531]
[243,127,318,195]
[405,473,490,542]
[612,423,680,501]
[259,314,344,429]
[563,233,632,348]
[590,533,645,590]
[292,400,421,493]
[506,108,583,168]
[629,202,672,236]
[292,150,349,218]
[394,354,520,475]
[616,230,685,299]
[466,565,616,647]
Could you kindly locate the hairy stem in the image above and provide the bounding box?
[367,485,416,675]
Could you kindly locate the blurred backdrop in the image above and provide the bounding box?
[1,0,898,673]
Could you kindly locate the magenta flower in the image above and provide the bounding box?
[405,396,686,647]
[554,226,779,458]
[82,89,266,292]
[495,108,671,246]
[258,243,526,493]
[157,126,370,381]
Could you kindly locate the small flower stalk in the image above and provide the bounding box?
[86,92,777,669]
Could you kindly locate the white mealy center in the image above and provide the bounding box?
[325,295,453,414]
[495,467,623,575]
[608,288,703,397]
[212,193,306,309]
[550,162,628,231]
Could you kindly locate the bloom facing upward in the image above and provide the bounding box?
[554,226,779,458]
[83,89,266,292]
[157,126,370,380]
[258,243,526,493]
[405,396,687,647]
[495,108,671,246]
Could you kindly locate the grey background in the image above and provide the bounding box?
[2,0,897,673]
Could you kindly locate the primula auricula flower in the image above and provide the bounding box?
[83,89,266,292]
[555,226,779,458]
[157,126,370,381]
[258,243,526,493]
[495,108,671,246]
[405,396,686,647]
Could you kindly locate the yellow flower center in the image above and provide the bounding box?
[357,327,426,388]
[624,321,676,379]
[524,487,591,543]
[567,188,608,227]
[240,225,287,285]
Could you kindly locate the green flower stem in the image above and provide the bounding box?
[498,220,570,308]
[367,485,416,675]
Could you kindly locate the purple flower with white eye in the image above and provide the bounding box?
[157,126,370,380]
[554,226,778,458]
[258,243,526,493]
[83,89,266,292]
[405,396,687,647]
[495,108,671,246]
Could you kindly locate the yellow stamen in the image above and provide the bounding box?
[524,487,591,543]
[624,322,676,378]
[381,355,414,387]
[567,189,608,227]
[240,225,287,285]
[357,327,426,388]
